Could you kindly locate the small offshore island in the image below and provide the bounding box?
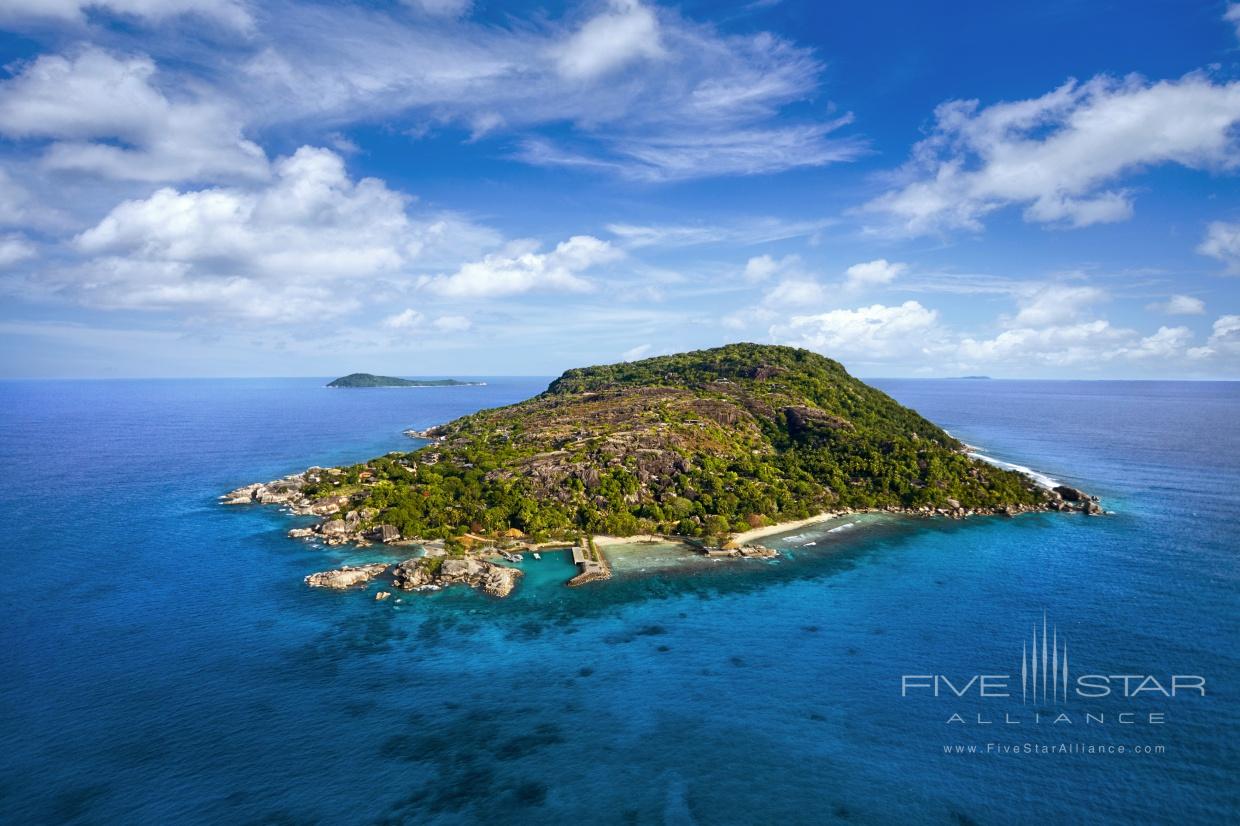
[227,345,1100,599]
[327,372,485,388]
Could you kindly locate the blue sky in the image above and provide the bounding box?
[0,0,1238,378]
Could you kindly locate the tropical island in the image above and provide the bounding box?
[327,373,484,388]
[227,344,1100,598]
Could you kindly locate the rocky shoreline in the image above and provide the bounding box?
[303,557,522,598]
[224,463,1102,601]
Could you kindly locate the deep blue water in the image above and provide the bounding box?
[1,378,1237,824]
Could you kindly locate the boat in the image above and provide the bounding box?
[532,552,541,560]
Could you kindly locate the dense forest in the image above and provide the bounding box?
[302,345,1046,543]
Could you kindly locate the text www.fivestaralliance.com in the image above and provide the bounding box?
[943,743,1166,756]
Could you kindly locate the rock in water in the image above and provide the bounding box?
[1053,485,1092,503]
[389,557,522,597]
[304,564,389,589]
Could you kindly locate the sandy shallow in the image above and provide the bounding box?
[727,511,850,545]
[592,512,853,555]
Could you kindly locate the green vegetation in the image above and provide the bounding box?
[327,373,480,388]
[305,345,1046,543]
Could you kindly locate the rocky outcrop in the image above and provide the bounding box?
[390,557,523,598]
[1048,485,1104,515]
[221,483,263,505]
[1052,485,1094,503]
[304,563,389,589]
[708,543,779,559]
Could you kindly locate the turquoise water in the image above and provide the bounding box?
[0,378,1237,824]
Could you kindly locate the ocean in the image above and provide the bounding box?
[0,377,1236,824]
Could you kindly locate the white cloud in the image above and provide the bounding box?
[767,281,1220,374]
[433,314,472,332]
[403,0,471,17]
[957,320,1130,366]
[420,235,621,298]
[606,217,831,248]
[865,73,1240,235]
[380,310,472,333]
[239,2,859,181]
[1227,4,1240,41]
[621,343,652,361]
[1147,294,1205,315]
[59,146,497,320]
[0,0,252,29]
[382,308,424,330]
[0,233,35,267]
[1008,284,1104,327]
[555,0,663,81]
[0,48,267,182]
[0,169,61,229]
[1119,325,1194,360]
[743,253,801,282]
[844,258,906,289]
[764,278,824,307]
[519,120,861,181]
[776,301,942,359]
[1198,220,1240,272]
[1188,314,1240,360]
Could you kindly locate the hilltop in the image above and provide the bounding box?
[233,346,1094,556]
[327,373,482,388]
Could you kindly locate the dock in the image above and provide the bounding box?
[568,539,611,586]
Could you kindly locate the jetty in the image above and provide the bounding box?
[568,537,611,586]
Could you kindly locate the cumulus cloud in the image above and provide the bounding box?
[956,320,1130,367]
[382,308,424,330]
[1188,314,1240,360]
[0,234,35,268]
[766,279,1221,374]
[844,259,906,289]
[743,253,800,282]
[419,235,621,298]
[381,309,472,332]
[864,73,1240,235]
[763,278,825,307]
[60,146,498,320]
[1008,284,1104,327]
[0,169,61,229]
[776,301,942,359]
[555,0,663,80]
[1198,221,1240,272]
[1147,294,1205,315]
[1119,325,1194,360]
[0,0,252,29]
[0,48,267,182]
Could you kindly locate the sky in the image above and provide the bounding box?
[0,0,1238,379]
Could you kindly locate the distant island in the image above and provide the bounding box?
[230,345,1099,598]
[327,373,484,388]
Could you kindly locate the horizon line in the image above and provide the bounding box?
[0,374,1238,383]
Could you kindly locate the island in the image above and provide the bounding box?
[327,373,484,388]
[227,344,1100,598]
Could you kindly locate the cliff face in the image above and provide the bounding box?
[276,344,1055,542]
